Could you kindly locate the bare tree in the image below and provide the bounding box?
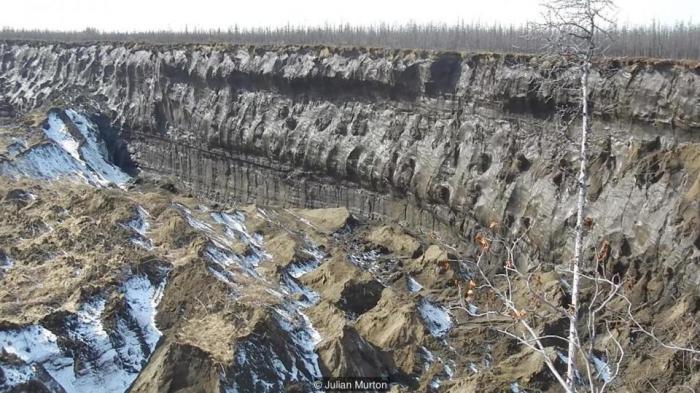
[437,3,699,392]
[447,226,626,393]
[441,220,699,392]
[536,0,617,388]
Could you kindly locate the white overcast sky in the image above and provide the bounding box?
[1,0,696,31]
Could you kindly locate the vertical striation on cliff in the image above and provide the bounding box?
[1,42,699,293]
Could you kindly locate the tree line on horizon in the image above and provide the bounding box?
[1,21,698,60]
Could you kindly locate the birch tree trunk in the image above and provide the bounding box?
[567,52,591,390]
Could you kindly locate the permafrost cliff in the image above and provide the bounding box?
[3,42,698,287]
[0,42,699,392]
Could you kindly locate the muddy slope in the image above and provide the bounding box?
[0,108,494,392]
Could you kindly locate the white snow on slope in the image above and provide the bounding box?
[0,109,130,188]
[204,242,249,288]
[212,211,270,263]
[592,355,612,383]
[407,275,423,293]
[175,204,214,232]
[64,298,137,393]
[6,138,27,158]
[0,274,168,393]
[0,253,13,273]
[229,251,325,393]
[275,306,323,379]
[43,112,81,161]
[0,325,61,364]
[0,325,74,391]
[65,109,131,187]
[286,244,325,279]
[178,206,275,287]
[122,206,153,249]
[281,244,326,306]
[418,298,453,338]
[228,296,324,393]
[0,362,34,388]
[178,209,326,393]
[123,275,166,352]
[174,205,352,392]
[1,143,92,182]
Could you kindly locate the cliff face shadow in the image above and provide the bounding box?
[425,53,462,96]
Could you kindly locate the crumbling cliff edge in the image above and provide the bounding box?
[1,42,699,292]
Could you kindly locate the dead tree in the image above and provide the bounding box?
[442,219,699,392]
[536,0,618,389]
[439,2,699,392]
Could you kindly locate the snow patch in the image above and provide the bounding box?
[0,325,77,392]
[1,144,91,183]
[281,244,325,306]
[227,237,325,392]
[592,355,612,383]
[407,275,423,293]
[0,325,61,363]
[6,138,27,158]
[178,207,277,286]
[64,110,131,187]
[286,244,325,279]
[123,275,165,351]
[0,362,34,388]
[122,206,153,249]
[211,211,247,238]
[418,299,453,338]
[0,110,130,188]
[274,307,323,379]
[349,248,400,286]
[420,346,435,371]
[43,112,81,161]
[229,302,324,392]
[63,298,138,393]
[211,211,269,260]
[557,351,583,384]
[176,204,214,232]
[281,274,320,306]
[286,259,320,279]
[205,241,260,281]
[0,273,168,393]
[349,249,380,269]
[444,360,455,379]
[179,206,327,392]
[1,253,13,273]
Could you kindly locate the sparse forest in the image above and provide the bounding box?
[1,21,699,59]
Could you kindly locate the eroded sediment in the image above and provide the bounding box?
[0,42,699,391]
